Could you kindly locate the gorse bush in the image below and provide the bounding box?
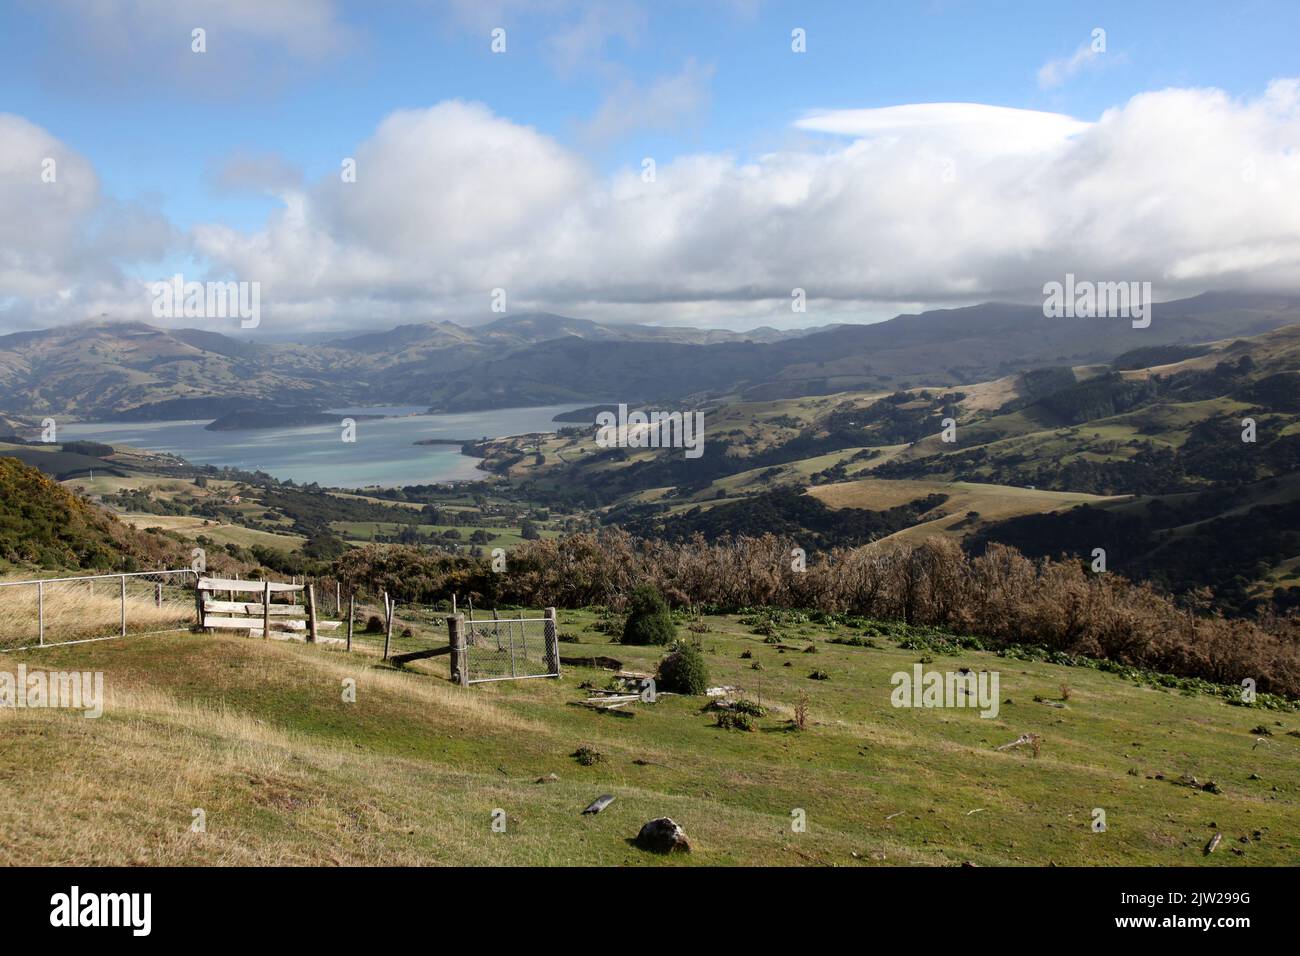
[657,640,710,695]
[621,585,676,646]
[0,458,191,573]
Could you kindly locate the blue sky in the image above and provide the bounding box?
[3,1,1300,332]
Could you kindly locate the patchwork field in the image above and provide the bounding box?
[2,610,1296,866]
[809,478,1127,544]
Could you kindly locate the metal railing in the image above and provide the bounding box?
[0,569,199,652]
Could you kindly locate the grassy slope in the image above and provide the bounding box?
[808,479,1127,545]
[3,611,1297,866]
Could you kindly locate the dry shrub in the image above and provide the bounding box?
[335,532,1300,697]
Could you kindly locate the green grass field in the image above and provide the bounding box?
[331,521,555,549]
[2,609,1296,866]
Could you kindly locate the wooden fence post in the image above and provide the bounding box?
[262,580,271,640]
[120,574,127,637]
[306,584,318,643]
[37,580,44,646]
[335,581,341,617]
[448,614,468,686]
[544,606,560,678]
[194,585,207,633]
[346,594,354,652]
[155,582,162,607]
[383,599,395,660]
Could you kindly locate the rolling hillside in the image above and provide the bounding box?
[2,293,1296,422]
[0,457,190,573]
[2,612,1296,865]
[486,319,1300,613]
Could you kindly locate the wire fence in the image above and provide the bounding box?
[0,570,199,652]
[463,616,559,683]
[0,568,558,687]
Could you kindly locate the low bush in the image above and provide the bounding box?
[657,640,710,695]
[621,585,676,646]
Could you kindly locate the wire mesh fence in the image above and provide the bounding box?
[344,596,449,657]
[463,616,558,683]
[0,570,199,651]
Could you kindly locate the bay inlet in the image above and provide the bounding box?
[61,403,590,488]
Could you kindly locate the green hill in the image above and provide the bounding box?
[499,321,1300,614]
[2,613,1296,865]
[0,456,187,572]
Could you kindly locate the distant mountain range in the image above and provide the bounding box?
[1,294,1298,424]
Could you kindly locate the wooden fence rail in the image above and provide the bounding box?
[196,578,344,645]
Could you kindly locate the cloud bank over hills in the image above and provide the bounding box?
[3,80,1300,333]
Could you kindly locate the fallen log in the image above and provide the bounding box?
[390,645,451,666]
[995,733,1042,757]
[567,701,634,718]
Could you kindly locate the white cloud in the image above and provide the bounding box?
[7,81,1300,332]
[1038,37,1110,89]
[0,114,174,313]
[0,114,99,299]
[200,82,1300,330]
[546,0,646,76]
[795,103,1091,156]
[582,58,714,143]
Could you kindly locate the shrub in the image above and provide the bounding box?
[572,746,603,766]
[829,635,880,648]
[364,614,385,633]
[793,691,809,730]
[621,585,676,646]
[809,669,830,681]
[715,711,754,731]
[657,640,710,695]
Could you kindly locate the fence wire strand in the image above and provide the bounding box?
[0,570,197,651]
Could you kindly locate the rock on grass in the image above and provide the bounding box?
[635,817,691,853]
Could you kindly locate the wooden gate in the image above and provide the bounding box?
[196,577,344,644]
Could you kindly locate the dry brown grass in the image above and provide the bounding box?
[0,579,193,648]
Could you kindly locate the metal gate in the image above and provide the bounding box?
[462,614,560,684]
